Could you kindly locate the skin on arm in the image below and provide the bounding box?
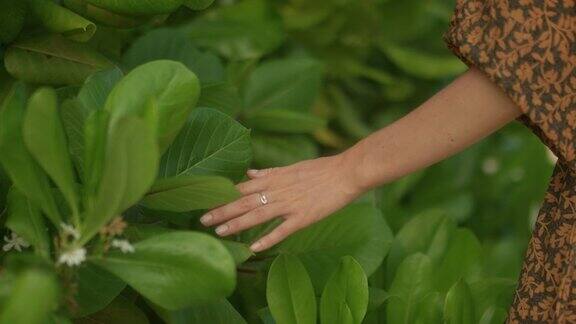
[200,67,523,253]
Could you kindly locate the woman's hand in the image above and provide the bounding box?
[199,154,363,253]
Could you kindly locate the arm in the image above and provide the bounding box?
[200,67,522,252]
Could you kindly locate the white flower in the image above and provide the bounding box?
[60,223,80,240]
[2,232,30,252]
[111,239,135,254]
[58,247,86,266]
[481,157,500,175]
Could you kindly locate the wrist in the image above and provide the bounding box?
[337,143,372,196]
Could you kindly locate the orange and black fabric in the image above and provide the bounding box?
[443,0,576,322]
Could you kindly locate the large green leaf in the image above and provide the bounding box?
[320,256,368,324]
[266,254,316,324]
[105,60,200,152]
[4,35,113,85]
[29,0,96,42]
[81,116,158,243]
[154,299,246,324]
[123,28,225,84]
[386,253,435,324]
[251,133,318,168]
[78,67,123,112]
[0,83,61,225]
[23,87,79,222]
[275,203,392,291]
[63,0,147,29]
[245,58,322,113]
[245,108,326,134]
[75,264,126,317]
[5,188,50,257]
[183,0,284,59]
[141,175,240,212]
[444,279,476,324]
[0,270,59,324]
[92,231,236,310]
[159,108,252,182]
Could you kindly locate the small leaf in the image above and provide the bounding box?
[320,256,369,324]
[4,35,113,85]
[24,87,79,221]
[92,231,236,310]
[267,254,317,324]
[0,83,61,225]
[444,279,476,324]
[141,175,240,212]
[0,270,59,324]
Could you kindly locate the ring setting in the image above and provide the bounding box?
[259,192,269,205]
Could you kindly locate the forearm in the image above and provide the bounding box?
[343,67,523,191]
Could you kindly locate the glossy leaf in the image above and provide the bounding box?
[320,256,369,324]
[141,175,240,212]
[29,0,96,42]
[23,87,79,220]
[123,28,224,84]
[75,264,126,317]
[0,270,59,324]
[81,117,158,243]
[444,279,476,324]
[5,188,50,257]
[4,35,113,85]
[105,60,200,151]
[159,108,252,182]
[266,254,316,324]
[276,203,392,291]
[245,58,322,113]
[0,83,61,225]
[92,231,236,310]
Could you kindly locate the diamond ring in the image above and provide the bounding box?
[258,192,269,205]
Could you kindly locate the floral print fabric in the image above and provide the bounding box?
[443,0,576,322]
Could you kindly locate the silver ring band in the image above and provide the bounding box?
[258,192,269,205]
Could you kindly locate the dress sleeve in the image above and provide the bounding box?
[443,0,576,170]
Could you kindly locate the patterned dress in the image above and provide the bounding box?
[443,0,576,322]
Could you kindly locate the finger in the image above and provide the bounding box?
[236,178,267,196]
[214,203,287,236]
[201,191,275,226]
[249,220,300,252]
[247,167,279,179]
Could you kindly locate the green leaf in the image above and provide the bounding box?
[83,0,185,15]
[153,299,246,324]
[198,83,242,117]
[444,279,476,324]
[0,0,26,44]
[386,210,456,284]
[221,240,253,265]
[276,203,392,292]
[81,116,158,243]
[141,175,240,212]
[105,60,200,152]
[6,188,50,257]
[0,270,59,324]
[63,0,147,29]
[76,295,148,324]
[4,35,113,85]
[251,133,318,168]
[29,0,96,42]
[246,109,326,134]
[414,292,443,324]
[0,83,61,225]
[123,28,225,84]
[92,231,236,310]
[61,99,91,177]
[381,44,466,80]
[184,0,215,10]
[75,264,126,317]
[386,253,435,324]
[159,108,252,182]
[78,67,124,112]
[320,256,368,324]
[267,254,316,324]
[478,306,508,324]
[245,58,322,113]
[23,87,79,222]
[82,109,110,207]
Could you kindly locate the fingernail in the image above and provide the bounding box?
[250,241,262,252]
[247,169,259,176]
[200,213,213,225]
[215,225,228,235]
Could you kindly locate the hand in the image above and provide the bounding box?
[199,154,363,253]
